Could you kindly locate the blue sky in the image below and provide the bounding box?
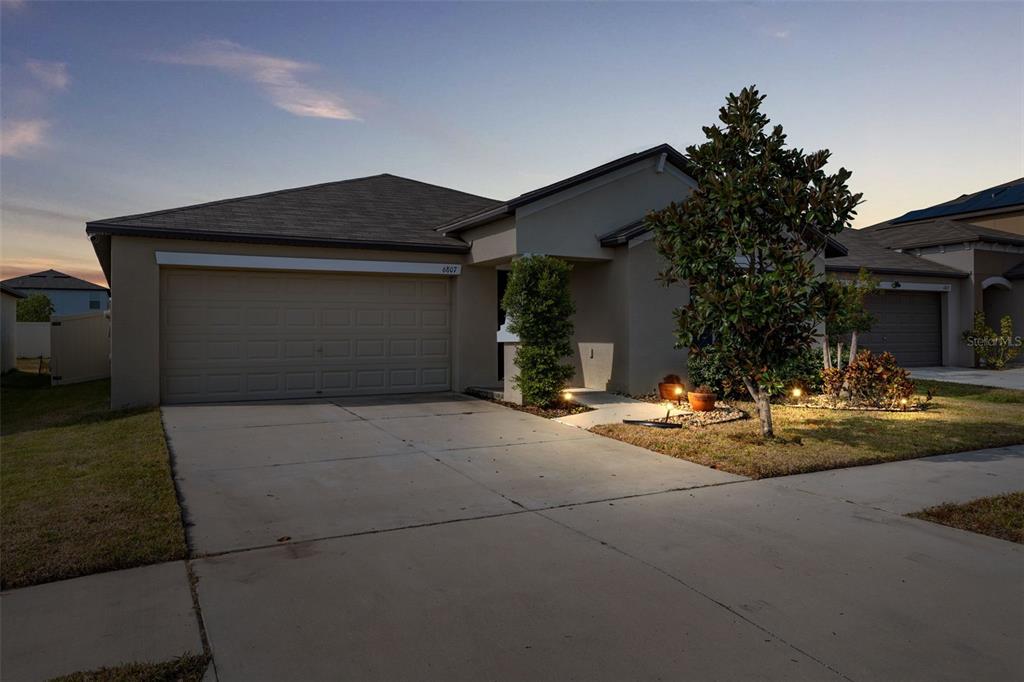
[2,1,1021,284]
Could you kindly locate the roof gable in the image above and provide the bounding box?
[1,269,108,292]
[436,143,694,234]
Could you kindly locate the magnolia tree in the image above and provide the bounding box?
[649,86,861,437]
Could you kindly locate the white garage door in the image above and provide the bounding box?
[160,268,451,404]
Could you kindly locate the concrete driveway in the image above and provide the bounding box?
[163,393,740,556]
[163,394,1023,681]
[910,365,1024,390]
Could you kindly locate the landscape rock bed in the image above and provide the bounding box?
[791,395,927,412]
[642,404,746,428]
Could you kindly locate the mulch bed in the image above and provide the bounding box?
[472,396,594,419]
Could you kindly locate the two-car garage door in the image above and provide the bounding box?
[160,269,451,404]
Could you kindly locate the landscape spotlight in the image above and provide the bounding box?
[792,387,802,399]
[562,390,573,402]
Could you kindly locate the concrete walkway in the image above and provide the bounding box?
[911,365,1024,390]
[0,562,203,681]
[554,388,686,428]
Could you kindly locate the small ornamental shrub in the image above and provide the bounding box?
[836,350,915,408]
[963,312,1021,369]
[821,367,845,400]
[691,384,716,395]
[502,255,576,406]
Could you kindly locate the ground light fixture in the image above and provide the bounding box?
[674,385,684,406]
[562,390,573,403]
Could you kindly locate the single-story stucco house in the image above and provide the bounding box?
[828,178,1023,367]
[0,269,110,316]
[90,144,740,408]
[1,284,26,373]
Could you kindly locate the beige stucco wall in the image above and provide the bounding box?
[463,217,516,265]
[515,158,695,261]
[1,292,17,373]
[970,211,1024,236]
[107,235,490,408]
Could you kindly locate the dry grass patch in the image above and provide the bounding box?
[909,492,1024,544]
[1,375,187,589]
[50,653,209,682]
[591,380,1024,479]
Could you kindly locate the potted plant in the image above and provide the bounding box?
[658,374,685,401]
[688,385,717,412]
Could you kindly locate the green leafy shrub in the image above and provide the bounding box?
[963,312,1021,369]
[16,293,53,322]
[837,350,915,408]
[689,346,824,399]
[502,255,576,406]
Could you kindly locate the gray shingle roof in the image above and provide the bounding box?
[87,174,501,253]
[0,283,26,298]
[892,177,1024,224]
[826,230,968,278]
[1,269,109,292]
[862,218,1024,250]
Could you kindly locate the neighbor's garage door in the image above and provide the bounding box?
[160,268,451,403]
[858,291,941,367]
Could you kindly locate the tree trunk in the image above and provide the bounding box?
[836,341,844,371]
[822,337,832,370]
[849,331,859,361]
[743,377,775,438]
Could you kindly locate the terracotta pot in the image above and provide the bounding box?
[658,382,685,401]
[687,391,716,412]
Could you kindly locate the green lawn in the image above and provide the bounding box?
[50,654,209,682]
[1,374,187,589]
[592,380,1024,479]
[909,492,1024,544]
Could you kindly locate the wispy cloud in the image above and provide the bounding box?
[1,201,90,223]
[26,59,70,89]
[760,26,792,40]
[155,39,358,121]
[0,119,50,157]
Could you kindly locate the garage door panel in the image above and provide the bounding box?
[858,291,941,367]
[160,269,452,403]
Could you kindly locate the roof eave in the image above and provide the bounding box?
[85,223,471,254]
[825,264,969,279]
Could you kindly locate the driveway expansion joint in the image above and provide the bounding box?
[535,508,855,682]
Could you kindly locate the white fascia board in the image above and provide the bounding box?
[155,252,462,276]
[878,280,951,292]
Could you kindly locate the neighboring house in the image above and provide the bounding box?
[1,269,110,316]
[1,284,26,372]
[828,178,1024,367]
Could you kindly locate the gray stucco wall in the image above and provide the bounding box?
[107,236,488,409]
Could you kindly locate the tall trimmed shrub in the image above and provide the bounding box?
[502,255,576,406]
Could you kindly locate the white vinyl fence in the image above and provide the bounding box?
[15,321,51,358]
[50,311,110,385]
